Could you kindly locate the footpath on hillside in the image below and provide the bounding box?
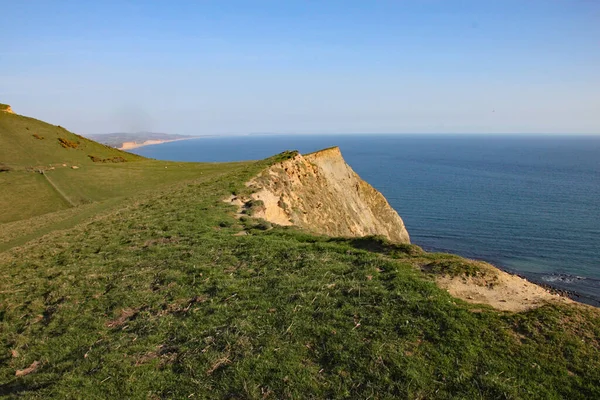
[40,171,77,207]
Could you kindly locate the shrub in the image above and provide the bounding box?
[253,219,272,230]
[58,137,79,149]
[242,199,265,216]
[423,258,483,278]
[88,155,127,163]
[331,235,424,256]
[266,150,299,165]
[277,196,289,210]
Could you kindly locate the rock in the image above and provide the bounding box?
[15,361,40,377]
[231,147,410,243]
[0,104,13,113]
[71,166,79,169]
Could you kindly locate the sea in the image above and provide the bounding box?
[132,134,600,306]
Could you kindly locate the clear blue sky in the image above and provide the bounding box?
[1,0,599,135]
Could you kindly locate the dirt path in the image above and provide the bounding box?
[41,171,77,207]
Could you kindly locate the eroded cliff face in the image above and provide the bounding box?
[0,104,13,114]
[233,147,410,243]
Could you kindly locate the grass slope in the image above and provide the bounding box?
[0,111,141,168]
[0,110,137,223]
[0,172,73,220]
[1,153,599,399]
[0,110,235,226]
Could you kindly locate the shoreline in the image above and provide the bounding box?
[416,244,599,309]
[490,263,600,308]
[516,272,600,308]
[118,137,198,151]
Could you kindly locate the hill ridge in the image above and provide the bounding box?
[0,103,13,113]
[0,110,142,168]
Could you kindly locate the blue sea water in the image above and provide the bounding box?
[133,134,600,305]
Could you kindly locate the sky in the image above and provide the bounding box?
[1,0,599,135]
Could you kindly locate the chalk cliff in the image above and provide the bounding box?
[234,147,410,243]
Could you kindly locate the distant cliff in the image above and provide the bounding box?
[85,132,197,150]
[0,103,13,113]
[231,147,410,243]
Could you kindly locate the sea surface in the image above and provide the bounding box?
[133,134,600,306]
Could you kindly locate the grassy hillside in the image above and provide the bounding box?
[0,110,141,168]
[0,109,233,225]
[1,150,599,399]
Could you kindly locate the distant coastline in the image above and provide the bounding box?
[85,132,199,150]
[118,137,197,150]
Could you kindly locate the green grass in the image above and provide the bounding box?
[0,111,254,227]
[0,160,253,251]
[0,172,72,222]
[422,255,487,278]
[1,152,599,399]
[0,160,249,224]
[0,112,141,168]
[0,197,129,252]
[0,110,148,223]
[39,161,244,206]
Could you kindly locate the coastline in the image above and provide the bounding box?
[514,271,600,308]
[417,243,599,308]
[118,137,198,151]
[110,135,599,308]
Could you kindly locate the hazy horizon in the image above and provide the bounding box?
[2,1,599,136]
[87,131,600,138]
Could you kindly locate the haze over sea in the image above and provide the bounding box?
[133,135,600,305]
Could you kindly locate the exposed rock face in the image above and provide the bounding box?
[0,104,13,113]
[240,147,410,243]
[433,260,572,312]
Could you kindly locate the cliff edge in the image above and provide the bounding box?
[0,103,14,113]
[231,147,410,243]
